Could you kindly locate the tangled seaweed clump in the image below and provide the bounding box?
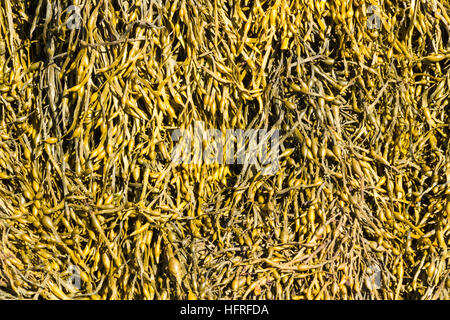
[0,0,449,299]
